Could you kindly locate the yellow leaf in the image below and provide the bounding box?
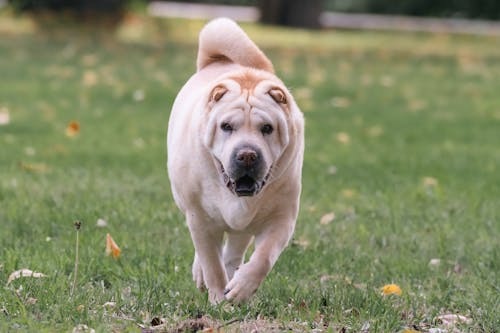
[336,132,350,144]
[19,162,49,173]
[381,284,402,296]
[106,233,121,259]
[423,177,438,186]
[82,70,98,86]
[65,121,80,137]
[320,212,335,225]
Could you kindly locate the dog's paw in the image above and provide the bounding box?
[208,289,226,304]
[192,255,205,291]
[224,264,262,303]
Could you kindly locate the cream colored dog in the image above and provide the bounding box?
[167,18,304,303]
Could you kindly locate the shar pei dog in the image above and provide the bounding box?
[167,18,304,303]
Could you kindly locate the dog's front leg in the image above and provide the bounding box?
[224,221,295,302]
[187,213,227,304]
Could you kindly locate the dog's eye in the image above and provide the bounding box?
[261,124,274,135]
[221,122,233,132]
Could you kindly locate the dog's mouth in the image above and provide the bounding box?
[217,159,271,197]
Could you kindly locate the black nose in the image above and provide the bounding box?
[236,148,258,167]
[232,146,262,172]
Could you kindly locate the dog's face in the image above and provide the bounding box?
[203,71,291,197]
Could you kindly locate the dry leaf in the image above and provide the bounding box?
[24,147,36,156]
[7,269,46,284]
[429,258,441,267]
[436,314,472,327]
[106,233,121,258]
[82,70,98,86]
[380,75,394,87]
[72,324,95,333]
[381,284,402,296]
[19,162,49,173]
[327,165,337,175]
[366,125,384,137]
[65,121,80,137]
[96,218,108,228]
[0,107,10,125]
[320,212,335,225]
[336,132,350,144]
[133,89,145,101]
[330,97,351,108]
[26,297,37,305]
[103,301,116,308]
[423,177,438,186]
[341,189,356,198]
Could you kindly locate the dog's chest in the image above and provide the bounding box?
[202,194,270,231]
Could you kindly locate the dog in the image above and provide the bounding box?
[167,18,304,303]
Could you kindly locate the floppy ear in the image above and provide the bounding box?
[269,87,287,105]
[209,84,228,104]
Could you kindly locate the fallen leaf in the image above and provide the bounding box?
[133,137,145,148]
[133,89,145,101]
[7,269,46,284]
[423,177,438,186]
[106,233,121,259]
[380,75,394,87]
[65,121,80,137]
[330,97,351,108]
[428,328,446,333]
[366,125,384,137]
[76,304,85,312]
[436,314,472,327]
[82,70,98,86]
[103,301,116,308]
[320,212,335,225]
[336,132,350,144]
[402,329,419,333]
[81,54,97,66]
[19,162,49,173]
[341,189,356,198]
[24,147,36,156]
[429,258,441,267]
[96,218,108,228]
[408,99,427,112]
[26,297,37,305]
[72,324,95,333]
[0,107,10,125]
[381,284,402,296]
[327,165,337,175]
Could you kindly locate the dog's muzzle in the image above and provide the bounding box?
[216,146,272,197]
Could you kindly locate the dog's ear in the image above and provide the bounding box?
[269,87,287,105]
[210,84,228,104]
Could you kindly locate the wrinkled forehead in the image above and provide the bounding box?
[215,69,284,99]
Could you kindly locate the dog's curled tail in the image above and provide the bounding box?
[197,18,274,73]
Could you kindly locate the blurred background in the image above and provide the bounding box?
[5,0,500,29]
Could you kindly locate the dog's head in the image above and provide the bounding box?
[203,70,294,197]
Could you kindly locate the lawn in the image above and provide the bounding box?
[0,10,499,332]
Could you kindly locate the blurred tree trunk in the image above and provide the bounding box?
[258,0,324,29]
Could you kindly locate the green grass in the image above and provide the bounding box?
[1,11,499,332]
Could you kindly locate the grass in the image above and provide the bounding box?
[1,10,499,332]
